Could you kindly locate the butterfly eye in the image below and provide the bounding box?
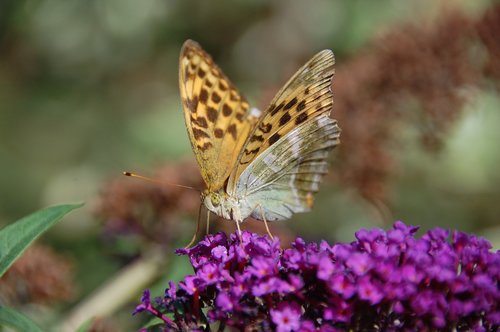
[211,194,220,206]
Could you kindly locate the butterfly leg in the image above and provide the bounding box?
[185,202,203,248]
[235,219,243,244]
[206,209,211,234]
[257,204,274,240]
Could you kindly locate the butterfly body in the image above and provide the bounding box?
[202,189,252,222]
[179,40,340,227]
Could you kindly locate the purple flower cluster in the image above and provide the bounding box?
[134,222,499,331]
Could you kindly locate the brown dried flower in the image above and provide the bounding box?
[0,244,75,305]
[96,160,203,245]
[332,6,499,204]
[476,4,500,85]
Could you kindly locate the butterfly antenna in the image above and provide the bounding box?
[123,171,201,192]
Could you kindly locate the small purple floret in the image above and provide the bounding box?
[271,302,301,332]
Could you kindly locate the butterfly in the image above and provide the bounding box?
[179,40,340,239]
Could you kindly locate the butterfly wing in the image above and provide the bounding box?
[179,40,260,191]
[227,49,336,193]
[227,49,339,220]
[238,114,340,220]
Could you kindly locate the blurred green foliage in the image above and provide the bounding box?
[0,0,499,330]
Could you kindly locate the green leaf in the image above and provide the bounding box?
[0,306,45,332]
[143,317,165,329]
[0,203,83,277]
[75,318,93,332]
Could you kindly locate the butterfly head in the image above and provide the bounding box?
[201,189,242,221]
[202,189,223,215]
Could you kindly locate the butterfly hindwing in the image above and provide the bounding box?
[234,114,340,221]
[227,49,335,193]
[179,40,259,191]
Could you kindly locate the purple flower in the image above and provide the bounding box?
[133,289,177,328]
[270,302,301,332]
[299,320,316,331]
[329,273,356,298]
[247,256,277,278]
[357,276,383,304]
[215,292,233,311]
[165,281,176,300]
[179,275,199,295]
[329,301,352,323]
[401,264,423,284]
[230,272,249,297]
[211,245,228,260]
[133,289,150,315]
[134,223,500,331]
[346,252,373,276]
[252,277,292,296]
[288,274,304,291]
[196,263,220,286]
[411,289,436,315]
[317,255,335,280]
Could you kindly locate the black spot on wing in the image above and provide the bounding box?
[284,97,298,110]
[259,123,272,133]
[269,133,281,146]
[219,82,228,91]
[235,112,245,122]
[198,142,213,152]
[296,100,306,112]
[244,147,260,156]
[295,112,308,125]
[222,104,232,116]
[193,128,209,140]
[199,89,209,104]
[214,128,223,138]
[192,116,208,128]
[207,107,218,122]
[270,102,284,116]
[227,124,237,140]
[186,97,199,112]
[279,112,291,126]
[212,92,221,103]
[250,135,264,142]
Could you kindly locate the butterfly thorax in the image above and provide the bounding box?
[202,189,253,222]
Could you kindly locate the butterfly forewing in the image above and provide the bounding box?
[227,50,336,195]
[179,40,259,191]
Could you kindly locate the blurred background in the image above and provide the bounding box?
[0,0,499,330]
